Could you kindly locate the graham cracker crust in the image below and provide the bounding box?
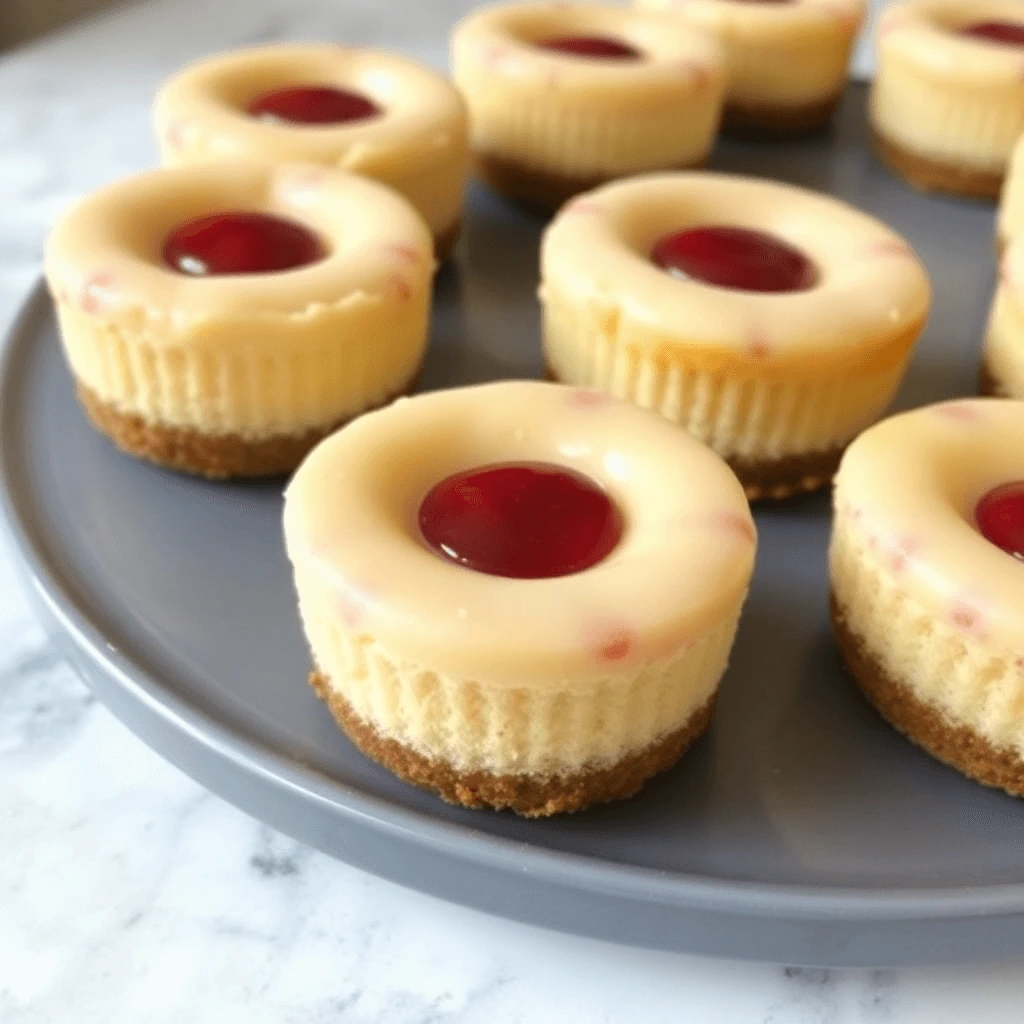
[831,594,1024,797]
[310,670,716,817]
[434,220,461,264]
[76,377,415,480]
[871,126,1003,201]
[729,445,844,502]
[721,92,841,141]
[475,153,707,212]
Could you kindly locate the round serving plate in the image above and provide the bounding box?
[2,87,1022,968]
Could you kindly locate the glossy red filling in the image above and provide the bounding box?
[247,85,381,125]
[975,482,1024,560]
[959,21,1024,46]
[534,35,642,60]
[163,212,326,276]
[651,226,818,293]
[418,461,624,579]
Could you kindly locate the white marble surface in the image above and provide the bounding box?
[3,0,1024,1020]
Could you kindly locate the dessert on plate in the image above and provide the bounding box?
[981,235,1024,399]
[635,0,867,138]
[44,160,433,478]
[284,380,757,816]
[540,171,932,499]
[450,2,725,208]
[870,0,1024,200]
[831,399,1024,796]
[154,45,469,259]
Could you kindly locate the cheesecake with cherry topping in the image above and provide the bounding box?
[450,3,725,208]
[831,399,1024,796]
[636,0,867,138]
[870,0,1024,200]
[154,45,469,259]
[44,161,433,478]
[540,172,931,499]
[283,381,756,816]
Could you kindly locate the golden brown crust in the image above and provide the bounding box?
[871,126,1004,201]
[831,594,1024,797]
[720,92,842,141]
[474,153,708,212]
[76,377,416,479]
[310,670,716,816]
[729,445,845,502]
[433,220,461,263]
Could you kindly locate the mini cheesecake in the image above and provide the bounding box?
[44,161,433,478]
[451,3,725,208]
[154,45,469,259]
[284,381,757,816]
[831,399,1024,796]
[540,172,931,499]
[637,0,867,138]
[871,0,1024,201]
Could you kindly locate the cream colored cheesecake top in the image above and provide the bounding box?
[44,161,434,348]
[833,399,1024,655]
[154,45,468,176]
[878,0,1024,80]
[540,172,931,369]
[284,381,756,686]
[451,3,725,100]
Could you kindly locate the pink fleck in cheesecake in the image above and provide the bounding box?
[831,399,1024,796]
[540,172,932,500]
[283,380,756,816]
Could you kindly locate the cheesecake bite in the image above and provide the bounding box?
[451,3,725,209]
[831,399,1024,796]
[871,0,1024,200]
[636,0,867,138]
[540,172,931,499]
[284,381,756,816]
[44,161,433,478]
[154,45,469,259]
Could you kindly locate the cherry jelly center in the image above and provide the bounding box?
[247,85,381,125]
[959,21,1024,46]
[163,212,326,276]
[651,226,818,293]
[535,35,642,60]
[975,482,1024,560]
[418,461,624,579]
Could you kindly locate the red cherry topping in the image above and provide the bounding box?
[651,226,817,293]
[163,212,325,276]
[975,482,1024,561]
[247,85,381,125]
[959,21,1024,46]
[535,35,642,60]
[418,461,624,579]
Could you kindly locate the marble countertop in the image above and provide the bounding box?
[2,0,1024,1020]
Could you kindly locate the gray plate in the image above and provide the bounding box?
[2,86,1022,968]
